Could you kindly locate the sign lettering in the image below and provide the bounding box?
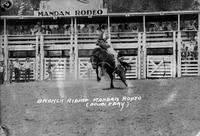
[34,9,107,17]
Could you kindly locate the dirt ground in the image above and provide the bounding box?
[1,77,200,136]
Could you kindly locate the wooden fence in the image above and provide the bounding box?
[1,30,200,81]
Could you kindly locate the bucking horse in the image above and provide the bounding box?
[90,47,131,88]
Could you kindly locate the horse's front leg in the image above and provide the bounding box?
[96,66,101,82]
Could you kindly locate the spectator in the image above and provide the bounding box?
[193,43,198,60]
[124,24,131,32]
[181,43,187,60]
[166,22,173,37]
[187,21,197,39]
[76,25,81,33]
[0,61,5,85]
[82,24,89,33]
[31,22,42,35]
[64,25,71,35]
[13,59,21,82]
[89,25,95,35]
[8,60,14,83]
[148,23,157,32]
[117,24,123,38]
[172,22,178,30]
[111,25,118,32]
[52,25,59,34]
[47,60,53,80]
[57,25,65,34]
[23,58,32,82]
[19,26,25,35]
[46,26,52,34]
[41,25,46,34]
[187,20,197,31]
[118,24,123,32]
[189,39,198,60]
[87,62,93,79]
[132,25,138,33]
[162,23,168,31]
[157,23,164,31]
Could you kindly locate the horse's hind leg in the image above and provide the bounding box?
[120,75,127,87]
[96,67,101,82]
[108,72,114,88]
[118,69,128,87]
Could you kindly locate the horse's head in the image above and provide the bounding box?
[90,48,104,69]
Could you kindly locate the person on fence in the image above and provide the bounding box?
[8,59,14,83]
[0,61,5,85]
[96,24,121,74]
[47,60,53,80]
[23,58,32,82]
[181,43,187,60]
[13,59,21,82]
[87,62,93,79]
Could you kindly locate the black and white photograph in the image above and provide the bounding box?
[0,0,200,135]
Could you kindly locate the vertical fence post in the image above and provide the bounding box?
[64,58,66,80]
[177,31,182,77]
[74,18,78,80]
[143,32,147,79]
[3,35,8,82]
[137,32,141,79]
[198,30,200,76]
[70,17,74,75]
[40,35,44,80]
[108,16,111,45]
[177,14,181,78]
[173,31,176,77]
[35,35,39,80]
[198,13,200,76]
[0,36,2,55]
[0,35,3,62]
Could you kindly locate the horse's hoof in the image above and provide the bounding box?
[110,85,114,88]
[124,82,128,87]
[97,77,101,82]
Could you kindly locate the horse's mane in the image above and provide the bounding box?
[92,47,105,54]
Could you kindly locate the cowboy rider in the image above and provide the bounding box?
[96,24,120,70]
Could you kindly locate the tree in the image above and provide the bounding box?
[1,0,41,15]
[107,0,197,12]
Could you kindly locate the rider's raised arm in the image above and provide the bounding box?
[103,30,109,41]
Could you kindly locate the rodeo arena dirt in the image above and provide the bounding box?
[1,1,200,136]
